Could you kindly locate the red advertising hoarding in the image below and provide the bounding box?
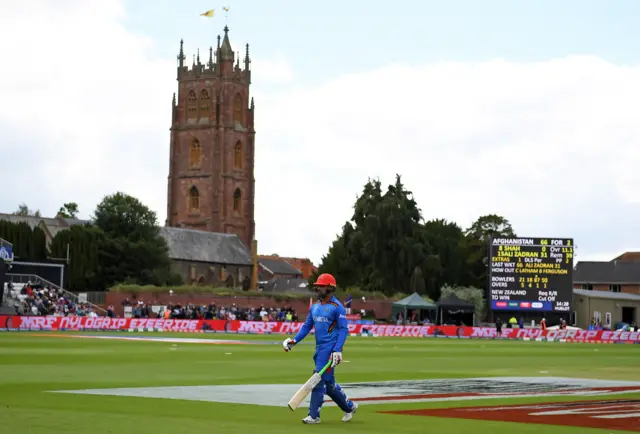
[1,315,639,344]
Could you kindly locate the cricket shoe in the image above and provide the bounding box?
[342,402,359,422]
[302,416,321,424]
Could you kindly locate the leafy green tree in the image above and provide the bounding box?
[466,214,516,241]
[464,214,516,288]
[313,222,359,287]
[409,266,426,296]
[422,219,466,299]
[57,202,80,219]
[93,192,173,287]
[50,224,105,290]
[0,220,47,260]
[317,175,429,295]
[316,179,518,301]
[13,203,41,218]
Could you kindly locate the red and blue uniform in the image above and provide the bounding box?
[293,295,354,419]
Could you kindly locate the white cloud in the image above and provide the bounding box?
[255,56,640,264]
[1,1,639,267]
[0,0,174,222]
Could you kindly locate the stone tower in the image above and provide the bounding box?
[166,26,255,249]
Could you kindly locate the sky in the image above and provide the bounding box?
[1,0,640,266]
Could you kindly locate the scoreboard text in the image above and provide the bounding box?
[489,237,574,312]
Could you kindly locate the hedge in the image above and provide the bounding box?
[108,284,407,301]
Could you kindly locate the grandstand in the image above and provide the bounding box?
[1,236,106,316]
[2,275,107,316]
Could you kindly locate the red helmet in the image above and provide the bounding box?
[314,273,337,288]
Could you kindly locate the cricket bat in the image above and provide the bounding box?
[287,360,332,411]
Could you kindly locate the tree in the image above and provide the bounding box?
[0,220,47,260]
[313,222,359,288]
[465,214,516,242]
[409,266,426,295]
[422,219,466,299]
[13,203,41,218]
[50,224,105,290]
[93,192,173,287]
[57,202,79,219]
[464,214,517,288]
[317,175,430,295]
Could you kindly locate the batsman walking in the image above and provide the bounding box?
[283,273,358,424]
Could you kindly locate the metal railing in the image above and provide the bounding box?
[6,273,108,315]
[73,291,107,305]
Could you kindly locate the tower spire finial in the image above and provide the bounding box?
[177,39,185,67]
[197,48,200,65]
[219,25,234,61]
[244,43,250,70]
[208,46,214,69]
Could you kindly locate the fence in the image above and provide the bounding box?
[6,273,107,315]
[74,291,107,305]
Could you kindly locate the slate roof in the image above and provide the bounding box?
[158,227,252,266]
[259,277,310,293]
[573,260,640,284]
[259,257,302,276]
[573,288,640,302]
[0,213,89,239]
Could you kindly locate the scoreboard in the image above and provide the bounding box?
[488,237,574,313]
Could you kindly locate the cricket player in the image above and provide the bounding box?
[283,273,358,424]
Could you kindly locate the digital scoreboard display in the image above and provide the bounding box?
[489,237,574,313]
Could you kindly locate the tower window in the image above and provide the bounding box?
[234,141,243,169]
[187,90,197,120]
[189,186,200,212]
[189,139,201,168]
[233,93,243,125]
[233,188,242,212]
[199,89,210,119]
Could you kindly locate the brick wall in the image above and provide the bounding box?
[171,259,251,287]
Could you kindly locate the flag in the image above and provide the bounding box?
[222,6,230,12]
[200,9,215,17]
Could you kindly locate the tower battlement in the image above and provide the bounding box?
[176,26,251,84]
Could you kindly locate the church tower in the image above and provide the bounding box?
[166,26,255,249]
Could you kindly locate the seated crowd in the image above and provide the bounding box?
[4,281,99,317]
[116,298,299,322]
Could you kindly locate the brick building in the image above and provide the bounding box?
[165,26,256,250]
[159,226,252,287]
[258,254,317,279]
[573,252,640,295]
[258,257,303,280]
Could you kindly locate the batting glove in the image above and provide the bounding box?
[330,351,342,367]
[283,338,296,352]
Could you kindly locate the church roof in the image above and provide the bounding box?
[158,226,252,266]
[259,258,302,276]
[0,213,89,240]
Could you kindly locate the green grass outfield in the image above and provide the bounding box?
[0,331,639,433]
